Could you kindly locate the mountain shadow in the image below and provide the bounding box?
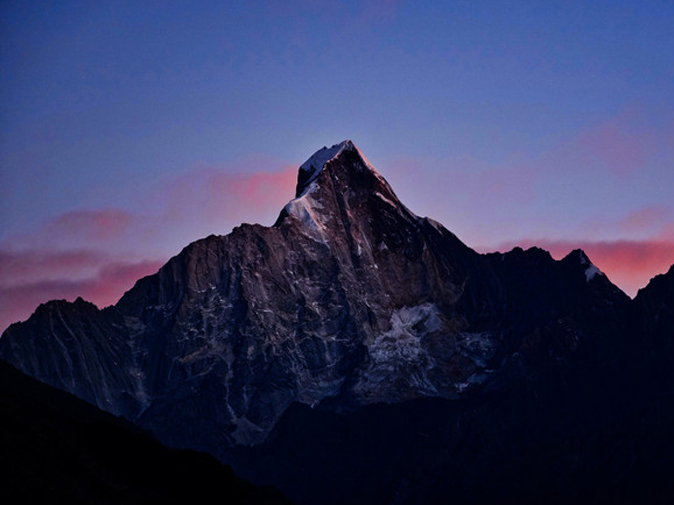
[0,359,291,505]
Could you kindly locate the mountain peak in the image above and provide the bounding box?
[295,140,380,198]
[276,140,407,233]
[565,248,606,282]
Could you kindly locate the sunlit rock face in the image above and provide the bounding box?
[0,141,646,456]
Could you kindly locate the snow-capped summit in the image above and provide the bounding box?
[277,140,410,239]
[297,141,351,192]
[295,140,387,197]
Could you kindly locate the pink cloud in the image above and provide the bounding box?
[207,165,298,210]
[85,260,166,306]
[0,246,165,334]
[618,206,671,234]
[47,209,133,240]
[0,256,164,334]
[160,164,297,239]
[8,209,137,253]
[0,249,107,287]
[0,162,300,334]
[7,159,300,256]
[489,238,674,297]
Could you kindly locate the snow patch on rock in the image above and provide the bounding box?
[369,304,441,364]
[300,143,347,183]
[354,304,443,400]
[284,192,326,231]
[585,264,603,282]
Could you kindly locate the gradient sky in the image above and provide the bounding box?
[1,0,673,332]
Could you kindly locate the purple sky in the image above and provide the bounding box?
[1,1,674,332]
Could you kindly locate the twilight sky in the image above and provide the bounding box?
[1,0,673,332]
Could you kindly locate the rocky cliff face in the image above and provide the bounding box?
[1,141,672,503]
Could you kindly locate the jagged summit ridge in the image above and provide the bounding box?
[297,141,350,196]
[276,140,412,239]
[296,140,383,197]
[573,248,606,282]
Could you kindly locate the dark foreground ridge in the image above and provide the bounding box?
[2,141,674,504]
[0,359,291,504]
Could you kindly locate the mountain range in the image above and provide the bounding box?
[2,140,673,504]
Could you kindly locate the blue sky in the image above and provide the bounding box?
[1,0,673,330]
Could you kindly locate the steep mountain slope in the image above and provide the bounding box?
[0,359,290,504]
[634,264,674,390]
[1,140,672,503]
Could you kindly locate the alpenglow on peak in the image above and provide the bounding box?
[295,140,384,198]
[277,140,408,234]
